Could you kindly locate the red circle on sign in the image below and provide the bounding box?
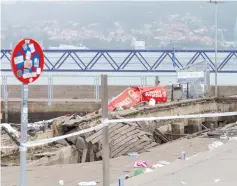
[11,38,44,84]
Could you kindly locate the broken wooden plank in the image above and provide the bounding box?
[88,123,124,144]
[52,123,59,137]
[97,134,134,158]
[88,143,94,162]
[85,123,117,143]
[1,126,20,146]
[164,132,187,137]
[110,129,141,146]
[115,115,140,127]
[111,132,151,157]
[91,124,128,144]
[85,130,102,143]
[120,126,136,135]
[154,128,170,143]
[61,114,101,127]
[112,137,138,157]
[111,132,144,154]
[109,127,140,144]
[186,129,210,139]
[221,122,237,130]
[81,143,88,163]
[129,137,152,152]
[34,152,56,157]
[137,141,152,153]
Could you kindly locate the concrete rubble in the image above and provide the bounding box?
[1,97,237,166]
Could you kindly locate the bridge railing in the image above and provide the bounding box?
[1,49,237,72]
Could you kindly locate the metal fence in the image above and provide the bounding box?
[1,49,237,73]
[176,60,210,99]
[1,74,177,105]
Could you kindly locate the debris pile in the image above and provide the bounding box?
[1,112,159,166]
[47,113,158,163]
[1,97,236,166]
[207,122,237,139]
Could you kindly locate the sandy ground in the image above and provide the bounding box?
[1,136,218,186]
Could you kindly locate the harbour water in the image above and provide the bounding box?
[1,51,237,86]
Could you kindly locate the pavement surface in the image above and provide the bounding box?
[1,136,217,186]
[117,138,237,186]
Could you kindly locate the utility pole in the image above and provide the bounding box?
[101,74,110,186]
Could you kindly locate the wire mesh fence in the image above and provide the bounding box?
[176,60,210,99]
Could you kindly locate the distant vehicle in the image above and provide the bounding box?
[49,44,89,50]
[133,40,146,50]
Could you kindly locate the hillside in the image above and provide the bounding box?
[1,1,237,49]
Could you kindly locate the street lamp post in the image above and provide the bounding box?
[214,2,218,97]
[208,0,221,97]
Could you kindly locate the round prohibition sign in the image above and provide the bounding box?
[11,39,44,84]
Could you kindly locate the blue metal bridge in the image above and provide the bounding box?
[1,49,237,73]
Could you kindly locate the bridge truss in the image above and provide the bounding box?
[1,49,237,73]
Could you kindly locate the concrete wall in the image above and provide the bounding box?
[1,100,101,123]
[28,146,74,166]
[3,85,237,100]
[1,85,236,123]
[210,86,237,97]
[115,98,237,132]
[4,85,128,99]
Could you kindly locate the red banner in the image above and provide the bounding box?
[141,86,168,103]
[108,87,142,112]
[108,86,168,112]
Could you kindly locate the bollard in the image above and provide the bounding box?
[181,151,186,160]
[118,175,125,186]
[210,123,215,131]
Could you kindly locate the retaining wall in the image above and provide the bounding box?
[1,85,236,123]
[3,85,237,99]
[1,100,101,123]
